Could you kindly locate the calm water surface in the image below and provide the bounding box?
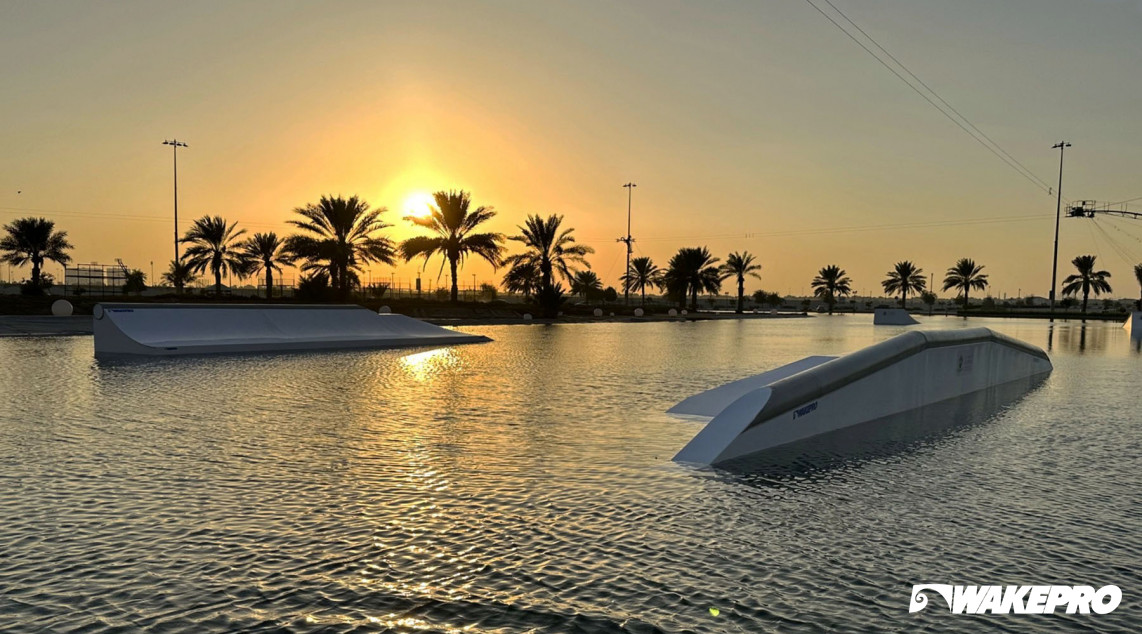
[0,315,1138,633]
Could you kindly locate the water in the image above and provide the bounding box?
[0,315,1138,633]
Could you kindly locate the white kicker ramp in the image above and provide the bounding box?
[873,308,919,325]
[1125,311,1141,337]
[672,328,1051,466]
[93,303,489,357]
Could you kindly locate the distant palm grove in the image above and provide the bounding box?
[3,193,1141,317]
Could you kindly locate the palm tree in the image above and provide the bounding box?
[570,270,603,301]
[720,251,762,314]
[942,258,989,311]
[663,247,722,311]
[810,264,853,315]
[399,190,504,303]
[1061,255,1112,314]
[882,260,926,308]
[181,216,248,296]
[506,214,594,293]
[285,195,396,299]
[1134,263,1142,309]
[501,258,541,299]
[162,258,198,292]
[620,256,662,306]
[241,232,291,299]
[0,217,73,291]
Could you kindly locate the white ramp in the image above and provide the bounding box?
[1125,311,1141,337]
[667,356,836,418]
[93,303,489,357]
[673,328,1052,466]
[873,308,919,325]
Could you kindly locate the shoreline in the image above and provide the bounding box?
[1,308,1133,338]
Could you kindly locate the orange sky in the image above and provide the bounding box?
[2,1,1141,298]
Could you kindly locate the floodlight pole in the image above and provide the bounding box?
[1049,141,1070,313]
[619,182,636,304]
[163,139,188,263]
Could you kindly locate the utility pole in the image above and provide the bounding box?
[162,139,188,263]
[618,182,636,304]
[1049,141,1070,313]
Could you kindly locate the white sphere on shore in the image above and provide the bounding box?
[680,309,688,316]
[593,308,603,317]
[609,312,614,317]
[668,308,677,316]
[523,313,533,320]
[378,306,392,314]
[51,299,73,316]
[634,308,644,317]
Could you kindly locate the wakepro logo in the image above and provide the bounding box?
[792,401,818,420]
[910,584,1121,615]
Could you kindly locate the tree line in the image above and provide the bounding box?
[2,194,1140,316]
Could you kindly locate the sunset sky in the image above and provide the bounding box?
[2,0,1140,298]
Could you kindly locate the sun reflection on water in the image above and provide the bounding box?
[399,347,460,381]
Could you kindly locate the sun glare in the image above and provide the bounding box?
[403,192,436,219]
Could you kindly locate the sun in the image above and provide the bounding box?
[403,192,436,219]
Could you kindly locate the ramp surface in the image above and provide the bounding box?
[93,303,489,357]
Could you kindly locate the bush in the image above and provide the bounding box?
[536,284,566,318]
[297,272,333,302]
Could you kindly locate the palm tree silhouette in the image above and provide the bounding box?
[241,232,291,299]
[570,270,603,301]
[162,258,198,293]
[882,260,926,308]
[720,251,762,314]
[181,216,247,296]
[1062,255,1112,314]
[942,258,989,311]
[501,260,541,299]
[0,217,73,291]
[285,195,396,299]
[505,214,593,293]
[811,264,852,315]
[620,256,662,306]
[399,190,504,303]
[663,247,722,311]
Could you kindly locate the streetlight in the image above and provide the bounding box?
[1049,141,1071,313]
[618,182,636,305]
[162,139,188,263]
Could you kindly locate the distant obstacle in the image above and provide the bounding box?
[93,303,489,357]
[1125,311,1142,337]
[873,308,919,325]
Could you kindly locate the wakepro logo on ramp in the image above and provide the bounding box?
[909,584,1121,615]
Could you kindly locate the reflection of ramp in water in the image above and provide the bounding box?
[671,328,1052,467]
[93,303,489,357]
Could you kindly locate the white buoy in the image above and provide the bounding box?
[668,308,678,316]
[378,305,392,314]
[681,309,688,316]
[609,312,614,317]
[634,308,644,317]
[593,308,603,317]
[51,299,74,316]
[523,313,533,320]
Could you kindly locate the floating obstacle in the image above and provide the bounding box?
[92,303,489,357]
[1124,311,1141,337]
[671,328,1051,466]
[873,308,919,325]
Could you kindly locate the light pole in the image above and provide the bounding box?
[162,139,188,263]
[1049,141,1071,313]
[618,182,636,305]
